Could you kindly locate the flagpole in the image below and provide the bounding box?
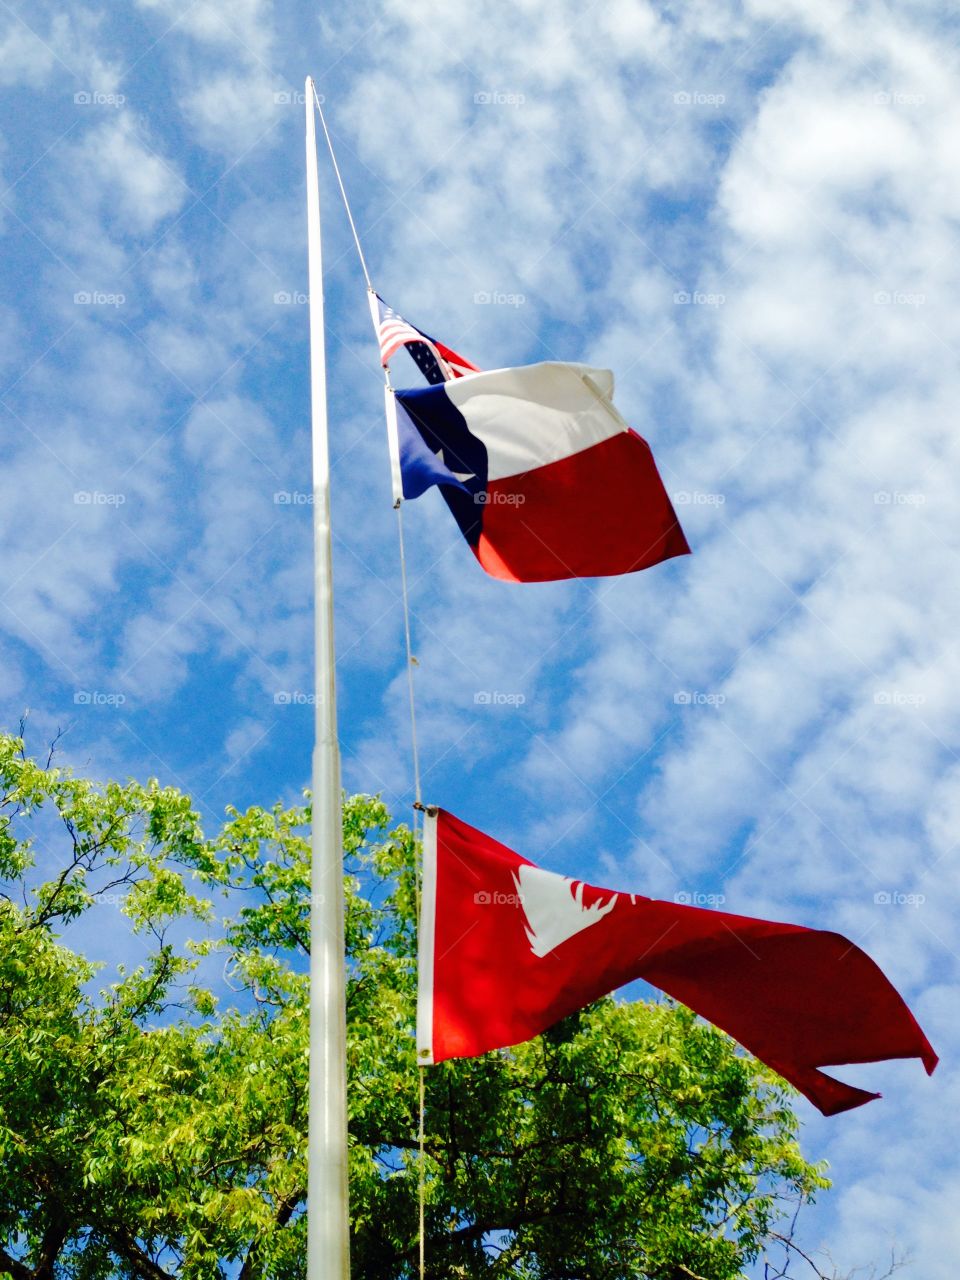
[304,75,351,1280]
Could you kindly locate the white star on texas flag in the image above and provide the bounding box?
[435,447,475,483]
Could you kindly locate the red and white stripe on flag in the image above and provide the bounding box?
[416,808,937,1116]
[378,315,445,367]
[372,292,479,382]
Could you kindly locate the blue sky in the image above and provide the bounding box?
[2,0,958,1272]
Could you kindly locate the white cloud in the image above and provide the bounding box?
[135,0,275,55]
[134,0,285,154]
[113,394,311,703]
[0,16,58,86]
[176,69,286,155]
[68,114,187,235]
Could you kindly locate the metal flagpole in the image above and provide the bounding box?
[311,83,429,1276]
[307,84,427,1275]
[304,75,351,1280]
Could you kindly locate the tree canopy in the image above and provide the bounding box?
[0,732,831,1280]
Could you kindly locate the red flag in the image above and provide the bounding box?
[417,808,937,1116]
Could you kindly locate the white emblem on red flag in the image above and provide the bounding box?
[513,863,617,958]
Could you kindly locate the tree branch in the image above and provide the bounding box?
[0,1244,32,1280]
[237,1190,302,1280]
[33,1212,71,1278]
[108,1231,175,1280]
[769,1231,831,1278]
[400,1206,573,1266]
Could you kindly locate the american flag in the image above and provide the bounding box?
[375,294,479,385]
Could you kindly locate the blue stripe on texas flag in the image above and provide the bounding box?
[395,385,489,546]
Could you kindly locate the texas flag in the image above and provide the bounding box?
[395,362,690,582]
[417,809,938,1116]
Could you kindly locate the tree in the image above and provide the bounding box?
[0,731,832,1280]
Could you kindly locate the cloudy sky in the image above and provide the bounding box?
[2,0,958,1272]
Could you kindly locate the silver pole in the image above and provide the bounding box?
[304,75,351,1280]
